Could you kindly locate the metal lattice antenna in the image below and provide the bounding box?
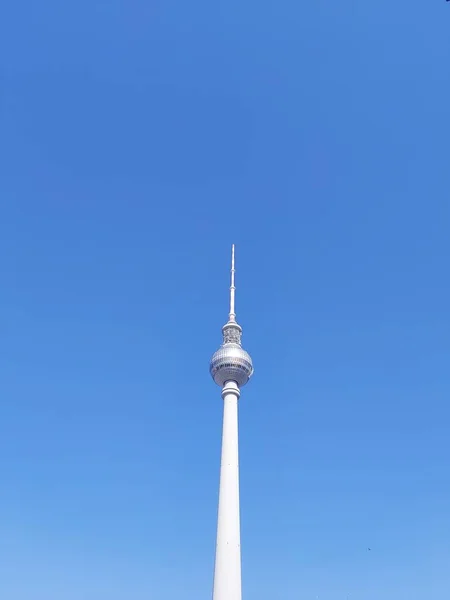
[229,244,236,322]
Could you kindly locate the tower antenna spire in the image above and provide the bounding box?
[229,244,236,322]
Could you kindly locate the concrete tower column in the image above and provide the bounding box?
[213,380,242,600]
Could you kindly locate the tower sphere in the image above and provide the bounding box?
[210,342,254,387]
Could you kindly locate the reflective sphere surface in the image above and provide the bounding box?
[210,344,254,387]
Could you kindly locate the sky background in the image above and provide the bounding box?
[1,1,450,599]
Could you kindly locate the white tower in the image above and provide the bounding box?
[210,245,254,600]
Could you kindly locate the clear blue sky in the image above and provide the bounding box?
[1,1,449,599]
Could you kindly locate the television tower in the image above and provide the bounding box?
[210,245,254,600]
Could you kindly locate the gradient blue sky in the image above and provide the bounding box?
[1,1,450,599]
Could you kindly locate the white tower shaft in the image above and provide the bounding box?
[213,380,242,600]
